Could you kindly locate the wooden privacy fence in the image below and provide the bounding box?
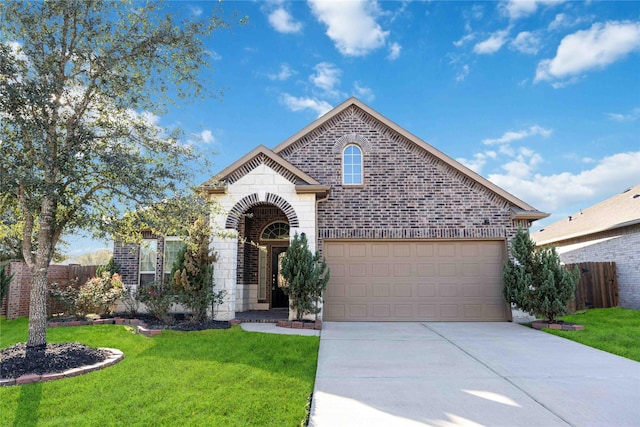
[0,261,98,320]
[565,262,618,311]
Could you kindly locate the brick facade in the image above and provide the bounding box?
[115,99,543,321]
[554,224,640,309]
[279,105,521,256]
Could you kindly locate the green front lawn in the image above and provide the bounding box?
[544,308,640,362]
[0,317,319,426]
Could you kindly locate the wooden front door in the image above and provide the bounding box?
[271,246,289,308]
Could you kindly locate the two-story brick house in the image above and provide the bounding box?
[115,98,548,322]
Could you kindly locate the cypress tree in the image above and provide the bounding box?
[280,233,330,321]
[503,227,580,322]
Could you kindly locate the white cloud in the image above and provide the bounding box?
[208,50,222,61]
[456,64,470,82]
[501,0,565,21]
[188,5,203,18]
[310,62,342,98]
[454,33,475,47]
[268,63,295,81]
[353,82,375,102]
[488,151,640,212]
[511,31,541,55]
[482,125,552,145]
[606,107,640,122]
[200,129,215,144]
[457,151,497,174]
[308,0,389,56]
[535,21,640,84]
[268,7,303,33]
[280,94,333,117]
[548,12,591,31]
[387,42,402,60]
[473,29,510,54]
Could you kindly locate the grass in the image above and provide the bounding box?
[544,308,640,362]
[0,317,320,426]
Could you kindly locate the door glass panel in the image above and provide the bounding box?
[258,246,267,300]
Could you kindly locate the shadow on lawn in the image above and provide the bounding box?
[14,382,41,426]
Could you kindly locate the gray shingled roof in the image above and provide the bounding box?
[532,184,640,245]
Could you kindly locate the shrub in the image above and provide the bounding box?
[96,257,121,276]
[280,232,330,321]
[76,272,125,316]
[120,287,141,318]
[48,280,80,318]
[503,227,580,323]
[137,282,175,323]
[172,217,218,322]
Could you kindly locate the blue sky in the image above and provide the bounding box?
[68,0,640,257]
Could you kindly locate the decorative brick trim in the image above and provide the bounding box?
[225,193,300,229]
[226,153,298,185]
[48,317,163,337]
[0,348,124,387]
[532,320,585,331]
[320,227,508,240]
[277,319,323,330]
[333,133,373,154]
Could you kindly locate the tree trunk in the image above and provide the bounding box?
[26,197,57,358]
[26,264,48,357]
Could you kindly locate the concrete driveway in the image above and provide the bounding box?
[309,322,640,427]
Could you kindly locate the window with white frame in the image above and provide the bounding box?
[139,239,157,287]
[163,238,185,283]
[342,144,363,185]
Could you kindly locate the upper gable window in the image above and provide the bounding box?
[342,144,363,185]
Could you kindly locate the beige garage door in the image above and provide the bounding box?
[323,240,508,322]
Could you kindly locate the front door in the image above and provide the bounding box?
[271,246,289,308]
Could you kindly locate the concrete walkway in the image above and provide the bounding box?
[239,322,320,336]
[310,322,640,427]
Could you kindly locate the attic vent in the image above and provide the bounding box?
[633,194,640,199]
[623,188,631,193]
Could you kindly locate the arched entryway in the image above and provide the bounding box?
[235,203,291,311]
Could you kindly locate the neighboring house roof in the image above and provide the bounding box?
[203,97,548,218]
[532,184,640,246]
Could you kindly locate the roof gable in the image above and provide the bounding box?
[273,97,545,216]
[201,145,322,192]
[532,184,640,245]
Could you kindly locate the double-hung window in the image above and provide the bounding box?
[163,238,185,283]
[139,239,157,287]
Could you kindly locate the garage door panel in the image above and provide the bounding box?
[324,240,507,321]
[393,263,412,277]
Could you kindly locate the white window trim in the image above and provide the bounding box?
[163,237,184,276]
[139,239,157,287]
[342,143,363,185]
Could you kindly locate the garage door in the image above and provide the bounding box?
[323,240,508,322]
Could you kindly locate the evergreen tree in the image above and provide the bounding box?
[172,217,217,322]
[503,227,579,322]
[280,233,330,321]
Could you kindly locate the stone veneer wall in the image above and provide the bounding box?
[555,224,640,309]
[212,164,317,320]
[278,105,522,257]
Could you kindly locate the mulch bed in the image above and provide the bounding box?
[0,342,109,380]
[1,314,231,382]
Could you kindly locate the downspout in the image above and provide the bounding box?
[314,190,330,322]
